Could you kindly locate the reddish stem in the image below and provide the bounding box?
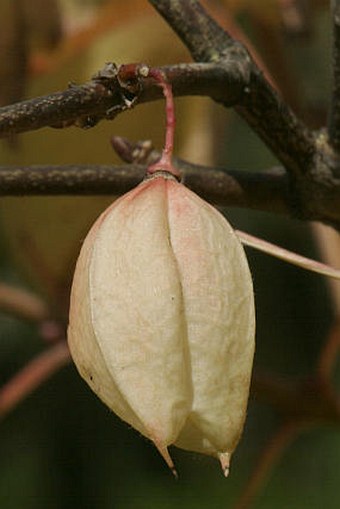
[146,68,178,176]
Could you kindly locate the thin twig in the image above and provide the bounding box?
[0,341,70,419]
[328,0,340,152]
[237,230,340,280]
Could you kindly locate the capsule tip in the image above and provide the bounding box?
[218,452,231,478]
[154,440,178,478]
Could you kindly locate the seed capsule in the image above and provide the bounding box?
[68,171,255,476]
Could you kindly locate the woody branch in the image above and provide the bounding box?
[0,1,338,228]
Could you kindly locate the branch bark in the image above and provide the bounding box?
[0,62,244,138]
[147,0,340,230]
[0,163,290,216]
[0,1,339,227]
[148,0,316,177]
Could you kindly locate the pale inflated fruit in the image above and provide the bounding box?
[67,171,255,476]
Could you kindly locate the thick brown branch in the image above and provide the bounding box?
[0,4,338,226]
[0,79,115,136]
[149,0,235,61]
[148,0,316,177]
[0,63,244,138]
[148,1,340,229]
[0,164,145,195]
[0,163,290,216]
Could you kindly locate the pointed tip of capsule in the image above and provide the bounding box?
[218,452,231,478]
[170,465,179,480]
[154,440,178,479]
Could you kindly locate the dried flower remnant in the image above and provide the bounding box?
[68,66,255,476]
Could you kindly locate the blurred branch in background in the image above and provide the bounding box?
[0,0,62,109]
[234,316,340,508]
[0,283,48,322]
[232,421,303,509]
[0,341,70,420]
